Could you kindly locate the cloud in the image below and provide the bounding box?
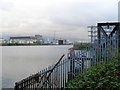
[118,1,120,21]
[0,0,119,41]
[47,1,118,27]
[0,0,15,11]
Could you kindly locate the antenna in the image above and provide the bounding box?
[53,31,56,41]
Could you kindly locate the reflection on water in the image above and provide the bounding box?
[2,45,72,88]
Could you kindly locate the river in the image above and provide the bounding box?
[1,45,72,88]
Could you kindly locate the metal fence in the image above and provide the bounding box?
[14,50,92,89]
[14,22,120,89]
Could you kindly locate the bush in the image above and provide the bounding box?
[73,43,89,50]
[66,60,120,90]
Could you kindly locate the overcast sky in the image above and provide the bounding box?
[0,0,119,41]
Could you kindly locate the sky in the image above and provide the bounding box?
[0,0,119,41]
[118,1,120,22]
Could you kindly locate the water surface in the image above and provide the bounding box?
[2,45,72,88]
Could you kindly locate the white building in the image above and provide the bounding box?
[0,39,8,44]
[58,39,68,45]
[35,35,44,44]
[10,36,37,44]
[10,35,44,44]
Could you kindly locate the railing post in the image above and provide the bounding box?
[14,82,19,90]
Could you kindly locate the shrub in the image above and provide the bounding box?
[66,59,120,90]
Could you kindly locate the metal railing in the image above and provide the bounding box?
[14,22,119,89]
[14,50,92,89]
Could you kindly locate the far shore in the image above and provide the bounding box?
[0,43,73,46]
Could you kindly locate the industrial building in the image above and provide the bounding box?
[10,35,43,44]
[58,39,67,45]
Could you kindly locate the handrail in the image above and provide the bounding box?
[40,54,65,88]
[14,54,65,89]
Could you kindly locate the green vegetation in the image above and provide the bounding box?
[1,43,42,46]
[66,59,120,89]
[73,43,89,50]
